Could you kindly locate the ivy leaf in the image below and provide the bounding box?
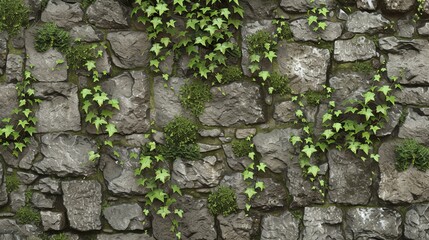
[345,107,358,114]
[322,129,335,139]
[308,15,318,25]
[250,54,261,63]
[148,141,156,151]
[104,140,113,148]
[93,117,107,131]
[1,118,11,123]
[139,155,153,170]
[318,21,327,30]
[155,2,169,15]
[295,109,304,118]
[255,181,265,191]
[82,100,92,114]
[233,5,244,18]
[322,113,332,123]
[93,92,109,106]
[157,206,171,218]
[147,189,167,203]
[18,120,29,129]
[150,43,163,56]
[105,123,117,137]
[318,7,329,16]
[24,126,36,136]
[386,95,396,105]
[155,168,170,183]
[359,144,370,155]
[22,109,32,118]
[370,125,381,134]
[373,74,381,81]
[150,17,163,29]
[108,99,120,110]
[378,85,392,96]
[363,91,375,104]
[173,0,184,6]
[258,71,270,81]
[244,187,257,200]
[85,111,96,123]
[88,151,100,162]
[316,142,328,152]
[248,64,260,73]
[290,135,302,146]
[242,169,254,180]
[302,145,317,158]
[220,8,231,18]
[137,178,147,186]
[307,165,320,177]
[212,18,224,29]
[160,37,171,47]
[248,152,255,160]
[171,184,182,196]
[14,142,25,152]
[81,89,92,99]
[256,163,267,172]
[166,19,176,28]
[204,25,217,35]
[332,123,342,132]
[370,153,380,162]
[174,209,184,218]
[264,51,276,62]
[358,108,374,121]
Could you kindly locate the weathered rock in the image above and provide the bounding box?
[223,144,252,171]
[97,234,155,240]
[6,54,23,82]
[334,36,376,62]
[198,143,221,152]
[405,203,429,239]
[70,25,102,42]
[418,22,429,35]
[398,109,429,144]
[236,128,257,139]
[357,0,378,10]
[102,72,150,134]
[10,185,26,212]
[31,192,57,209]
[329,70,371,108]
[87,0,129,28]
[274,101,296,123]
[346,11,390,33]
[377,104,402,136]
[41,0,83,28]
[383,0,416,12]
[220,173,248,209]
[103,203,149,231]
[290,19,342,42]
[378,140,429,203]
[251,178,287,209]
[0,162,7,207]
[0,32,7,68]
[0,84,18,121]
[199,129,222,137]
[62,180,102,231]
[218,211,256,240]
[41,211,66,231]
[33,177,61,195]
[425,0,429,14]
[0,219,40,239]
[303,206,344,240]
[17,172,38,185]
[396,87,429,106]
[345,208,402,240]
[280,0,335,12]
[107,31,149,69]
[253,128,300,173]
[95,46,111,74]
[379,36,426,53]
[260,211,300,240]
[25,26,67,82]
[200,82,265,126]
[239,0,278,19]
[33,133,97,176]
[328,149,372,205]
[398,19,415,37]
[172,156,224,189]
[277,42,330,92]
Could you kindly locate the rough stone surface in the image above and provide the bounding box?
[303,206,344,240]
[102,72,150,134]
[240,0,278,19]
[329,71,371,108]
[34,83,81,132]
[10,185,26,212]
[346,11,390,33]
[33,177,61,195]
[252,178,287,209]
[41,0,83,28]
[345,208,402,240]
[0,162,7,207]
[398,109,429,144]
[87,0,129,28]
[236,128,257,139]
[290,19,342,42]
[357,0,378,10]
[277,42,330,92]
[334,36,377,62]
[199,82,265,126]
[0,31,8,68]
[383,0,416,12]
[398,19,415,37]
[0,84,18,121]
[0,219,40,239]
[418,22,429,35]
[218,211,255,240]
[107,31,149,69]
[274,101,296,123]
[220,173,248,209]
[377,104,402,136]
[31,192,57,209]
[198,143,221,152]
[97,234,155,240]
[378,139,429,203]
[17,172,38,185]
[103,203,149,231]
[41,211,66,231]
[199,129,222,137]
[172,156,224,189]
[405,203,429,240]
[62,180,102,231]
[70,25,102,42]
[33,133,97,176]
[328,149,372,205]
[396,87,429,106]
[280,0,335,12]
[6,54,23,82]
[261,211,300,240]
[223,144,252,171]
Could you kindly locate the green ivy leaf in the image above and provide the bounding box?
[2,125,15,138]
[81,89,92,99]
[250,54,261,63]
[318,21,327,30]
[157,206,171,218]
[255,181,265,191]
[307,165,320,177]
[244,187,257,200]
[242,169,254,180]
[155,2,169,15]
[359,144,370,155]
[155,168,170,183]
[318,7,329,16]
[370,125,380,134]
[322,113,332,123]
[308,15,318,25]
[93,117,107,131]
[85,61,96,71]
[88,151,100,162]
[256,163,267,172]
[174,208,184,218]
[258,71,270,81]
[290,135,302,146]
[302,145,317,158]
[105,123,117,137]
[264,51,276,63]
[150,43,163,56]
[93,92,109,106]
[322,129,335,139]
[108,99,120,110]
[332,123,342,132]
[139,156,153,171]
[172,184,183,196]
[370,153,380,162]
[24,126,36,136]
[363,91,375,104]
[147,189,167,203]
[248,151,255,160]
[358,108,374,121]
[148,141,156,151]
[378,85,392,96]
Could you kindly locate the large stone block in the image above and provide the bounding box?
[107,31,150,69]
[303,206,344,240]
[261,212,299,240]
[346,11,390,33]
[41,0,83,28]
[87,0,129,28]
[334,36,376,62]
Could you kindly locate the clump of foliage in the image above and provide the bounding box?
[162,116,200,160]
[232,139,253,158]
[179,81,212,116]
[219,66,243,84]
[0,0,29,36]
[275,21,293,41]
[208,186,238,216]
[5,172,20,193]
[352,61,374,74]
[269,72,291,95]
[246,30,272,55]
[66,43,98,70]
[35,23,70,53]
[16,206,41,225]
[395,139,429,172]
[307,4,329,32]
[305,90,328,106]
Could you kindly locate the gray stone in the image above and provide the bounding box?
[346,11,390,33]
[97,234,155,240]
[398,109,429,144]
[33,177,61,194]
[377,104,402,136]
[345,208,402,240]
[357,0,378,10]
[239,0,278,19]
[107,31,149,69]
[418,22,429,35]
[378,140,429,203]
[328,150,372,205]
[223,144,252,171]
[261,212,299,240]
[253,128,300,173]
[103,203,149,231]
[236,128,257,139]
[396,87,429,106]
[0,84,18,121]
[218,211,256,240]
[0,219,40,239]
[70,25,102,42]
[398,19,415,37]
[329,71,371,108]
[405,204,429,240]
[6,54,23,82]
[383,0,416,12]
[10,185,26,212]
[379,36,426,53]
[290,19,342,42]
[17,172,38,184]
[280,0,335,12]
[334,36,377,62]
[62,180,102,231]
[34,83,81,132]
[200,82,265,126]
[220,173,248,210]
[87,0,129,28]
[33,133,97,176]
[41,211,66,231]
[199,129,222,137]
[198,143,221,153]
[102,72,150,134]
[303,206,344,240]
[274,101,296,123]
[31,192,57,209]
[0,32,7,68]
[95,46,111,74]
[25,26,67,82]
[277,42,330,92]
[172,156,224,189]
[41,0,83,28]
[0,162,7,207]
[338,9,348,21]
[252,178,287,209]
[425,0,429,14]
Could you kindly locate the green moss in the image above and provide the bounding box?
[66,43,98,70]
[34,23,70,53]
[336,61,375,75]
[179,81,212,116]
[218,66,244,84]
[0,0,29,36]
[5,172,20,193]
[208,186,238,216]
[395,139,429,172]
[231,139,253,158]
[162,117,200,160]
[278,22,293,41]
[269,72,291,96]
[305,90,328,106]
[15,206,41,225]
[246,30,273,55]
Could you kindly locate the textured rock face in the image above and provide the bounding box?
[239,0,278,19]
[199,82,265,126]
[334,36,377,62]
[31,192,57,209]
[345,208,402,240]
[273,101,296,123]
[398,110,429,144]
[418,22,429,35]
[34,177,62,195]
[102,72,150,134]
[396,87,429,106]
[97,233,155,240]
[62,180,102,231]
[103,203,149,231]
[218,211,256,240]
[346,11,390,33]
[34,83,81,132]
[277,42,330,92]
[0,32,7,68]
[41,211,66,231]
[251,178,287,209]
[378,140,429,203]
[290,19,342,42]
[383,0,416,12]
[280,0,335,12]
[0,162,7,207]
[260,212,300,240]
[303,206,344,240]
[357,0,378,10]
[405,204,429,239]
[70,25,102,42]
[328,150,372,205]
[33,133,97,176]
[0,219,39,239]
[220,173,248,209]
[87,0,129,28]
[6,54,23,82]
[329,71,370,108]
[107,31,150,69]
[41,0,83,28]
[0,84,18,121]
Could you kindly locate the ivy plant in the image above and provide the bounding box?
[0,0,29,36]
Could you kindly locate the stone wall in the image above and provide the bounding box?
[1,0,429,239]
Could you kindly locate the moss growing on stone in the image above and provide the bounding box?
[34,23,70,53]
[0,0,29,36]
[395,139,429,172]
[66,43,98,70]
[5,172,20,193]
[305,90,328,106]
[208,186,238,216]
[179,81,212,116]
[269,71,291,96]
[231,139,253,158]
[246,30,272,55]
[15,206,41,225]
[219,66,244,84]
